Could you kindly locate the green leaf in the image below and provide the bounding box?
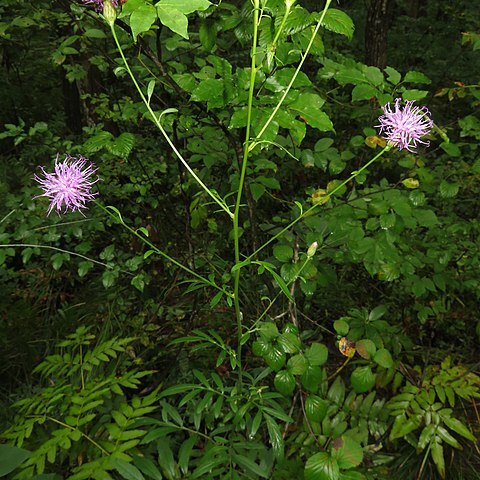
[373,348,393,368]
[288,353,308,375]
[431,440,445,479]
[334,319,350,336]
[289,93,334,132]
[265,346,286,371]
[403,71,431,84]
[305,394,329,423]
[305,342,329,366]
[436,426,461,449]
[155,0,211,15]
[111,458,145,480]
[133,455,163,480]
[277,332,301,354]
[417,424,436,452]
[332,435,363,469]
[232,453,269,478]
[355,339,376,360]
[0,444,31,477]
[322,9,355,40]
[439,180,460,198]
[352,84,378,102]
[264,413,284,461]
[250,182,266,201]
[328,377,345,406]
[443,416,476,441]
[78,260,93,278]
[191,78,223,102]
[350,366,375,393]
[157,6,188,38]
[156,438,179,480]
[384,66,401,85]
[274,370,296,396]
[273,244,293,262]
[301,365,323,392]
[130,4,157,41]
[305,452,340,480]
[178,435,198,476]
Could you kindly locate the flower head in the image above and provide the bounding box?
[376,98,433,152]
[34,154,99,216]
[81,0,118,13]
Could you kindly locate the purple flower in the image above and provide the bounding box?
[81,0,118,13]
[34,154,99,216]
[376,98,433,152]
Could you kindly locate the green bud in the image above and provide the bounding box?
[307,241,318,258]
[103,0,117,27]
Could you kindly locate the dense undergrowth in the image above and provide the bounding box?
[0,0,479,479]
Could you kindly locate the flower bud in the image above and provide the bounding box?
[103,0,117,27]
[307,241,318,258]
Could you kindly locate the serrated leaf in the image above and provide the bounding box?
[264,413,284,461]
[322,9,355,40]
[289,93,334,132]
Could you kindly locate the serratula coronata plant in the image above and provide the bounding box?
[34,154,99,216]
[377,98,433,152]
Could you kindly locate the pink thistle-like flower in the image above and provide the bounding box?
[34,154,99,216]
[376,98,433,152]
[81,0,118,13]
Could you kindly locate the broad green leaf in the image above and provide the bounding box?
[274,369,296,396]
[305,394,329,423]
[352,84,378,102]
[301,365,323,392]
[404,70,431,84]
[178,435,198,476]
[322,9,355,40]
[273,244,293,262]
[350,366,375,393]
[130,4,157,41]
[155,0,211,15]
[157,438,179,479]
[305,342,328,366]
[333,319,350,336]
[439,180,460,198]
[289,93,334,132]
[250,182,266,201]
[373,348,393,368]
[305,452,340,480]
[332,435,363,469]
[384,66,401,85]
[288,353,308,375]
[277,332,301,354]
[157,6,188,38]
[0,444,31,477]
[355,339,376,360]
[265,346,286,371]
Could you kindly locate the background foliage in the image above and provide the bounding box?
[1,0,479,479]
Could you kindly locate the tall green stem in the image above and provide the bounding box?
[109,25,233,219]
[232,0,261,389]
[253,0,332,143]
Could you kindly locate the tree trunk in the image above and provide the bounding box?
[365,0,393,69]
